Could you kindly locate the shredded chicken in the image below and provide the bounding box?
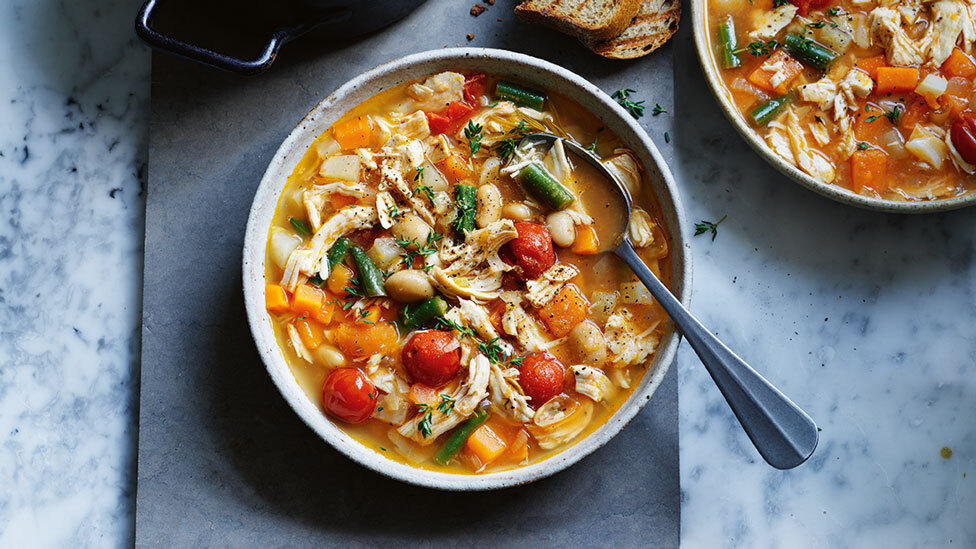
[429,220,519,303]
[457,299,512,354]
[921,0,968,66]
[525,263,580,308]
[375,191,398,229]
[750,4,799,40]
[786,109,836,183]
[604,307,661,367]
[396,111,431,140]
[381,157,435,225]
[489,363,534,422]
[407,71,466,112]
[870,7,925,65]
[302,182,370,231]
[499,291,551,352]
[287,323,313,363]
[397,353,491,444]
[280,207,377,290]
[572,365,612,402]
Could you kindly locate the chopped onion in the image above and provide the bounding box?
[915,74,948,109]
[588,290,619,327]
[880,126,908,159]
[319,155,361,181]
[620,281,654,305]
[421,160,448,192]
[368,237,403,269]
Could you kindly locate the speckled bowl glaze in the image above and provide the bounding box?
[691,0,976,213]
[242,48,692,490]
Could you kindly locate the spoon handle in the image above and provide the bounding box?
[614,240,819,469]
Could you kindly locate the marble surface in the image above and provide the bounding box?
[0,0,973,547]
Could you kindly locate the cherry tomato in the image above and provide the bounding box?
[519,352,565,407]
[402,330,462,386]
[950,111,976,164]
[463,73,488,103]
[502,222,556,280]
[322,368,377,424]
[790,0,828,15]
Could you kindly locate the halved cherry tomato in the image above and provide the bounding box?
[322,368,377,424]
[519,352,565,407]
[501,222,556,280]
[402,330,462,386]
[950,111,976,164]
[464,73,488,104]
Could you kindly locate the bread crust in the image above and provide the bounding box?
[515,0,644,41]
[582,0,681,59]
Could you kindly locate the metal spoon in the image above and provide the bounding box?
[515,134,819,469]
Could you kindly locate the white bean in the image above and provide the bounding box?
[385,270,435,303]
[391,214,432,249]
[313,344,346,369]
[476,184,502,228]
[502,203,532,221]
[570,321,607,366]
[546,211,577,247]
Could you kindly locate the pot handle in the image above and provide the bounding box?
[135,0,320,74]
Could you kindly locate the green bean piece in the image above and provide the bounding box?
[349,245,386,297]
[750,92,794,126]
[399,296,449,332]
[495,81,546,110]
[452,184,477,235]
[516,163,575,211]
[289,216,312,236]
[434,408,489,465]
[718,17,741,69]
[326,237,351,274]
[782,33,838,71]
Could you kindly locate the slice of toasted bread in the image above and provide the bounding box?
[515,0,644,42]
[583,0,681,59]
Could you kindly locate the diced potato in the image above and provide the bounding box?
[905,135,948,168]
[269,227,302,268]
[319,155,362,181]
[368,237,403,269]
[915,74,948,109]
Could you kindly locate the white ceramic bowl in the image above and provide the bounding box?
[242,48,692,490]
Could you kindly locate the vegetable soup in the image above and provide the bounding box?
[264,71,672,474]
[707,0,976,200]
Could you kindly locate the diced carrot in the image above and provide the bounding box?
[333,320,398,358]
[854,55,888,81]
[294,318,325,350]
[747,50,804,94]
[538,284,588,338]
[329,193,357,210]
[876,66,919,95]
[408,383,440,407]
[465,423,509,464]
[854,104,889,146]
[572,225,600,255]
[292,283,325,317]
[850,149,889,195]
[327,263,355,296]
[437,153,473,183]
[942,48,976,78]
[333,115,373,150]
[265,284,290,314]
[899,96,930,131]
[354,305,382,326]
[499,429,530,464]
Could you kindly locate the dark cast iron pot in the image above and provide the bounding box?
[135,0,427,74]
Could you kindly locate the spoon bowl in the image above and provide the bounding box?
[514,133,820,469]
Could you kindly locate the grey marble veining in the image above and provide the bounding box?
[0,0,973,546]
[0,0,149,546]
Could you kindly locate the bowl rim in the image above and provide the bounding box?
[689,0,976,213]
[242,47,692,490]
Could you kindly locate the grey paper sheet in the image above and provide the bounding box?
[137,1,678,546]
